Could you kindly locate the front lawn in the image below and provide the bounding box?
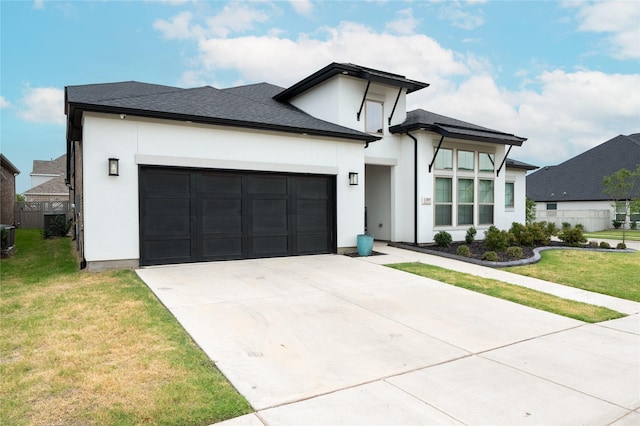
[582,229,640,242]
[387,262,625,323]
[0,229,252,425]
[505,249,640,302]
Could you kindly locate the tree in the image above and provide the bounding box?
[15,193,25,202]
[603,165,640,243]
[525,197,536,225]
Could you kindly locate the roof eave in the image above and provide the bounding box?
[389,123,526,146]
[274,63,429,102]
[66,102,380,144]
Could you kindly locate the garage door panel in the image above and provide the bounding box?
[248,176,287,194]
[200,174,242,194]
[140,167,335,266]
[251,236,289,256]
[202,237,243,260]
[142,239,192,265]
[297,234,330,254]
[250,199,288,233]
[201,199,243,233]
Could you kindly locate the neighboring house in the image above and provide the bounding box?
[23,154,70,202]
[1,154,20,225]
[65,62,531,270]
[526,133,640,231]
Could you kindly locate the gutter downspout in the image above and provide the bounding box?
[406,131,418,245]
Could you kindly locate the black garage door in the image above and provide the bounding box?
[139,167,336,266]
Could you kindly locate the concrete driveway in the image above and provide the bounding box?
[136,252,639,425]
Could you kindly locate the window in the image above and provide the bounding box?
[458,151,474,171]
[546,203,557,210]
[505,182,514,208]
[479,180,494,224]
[365,100,383,134]
[457,179,474,225]
[434,148,453,170]
[435,177,452,226]
[479,153,495,172]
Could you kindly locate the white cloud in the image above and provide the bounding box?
[154,12,637,168]
[385,8,419,35]
[17,87,65,124]
[33,0,44,10]
[438,2,484,30]
[0,96,11,109]
[289,0,313,17]
[205,3,270,38]
[154,11,200,40]
[574,0,640,59]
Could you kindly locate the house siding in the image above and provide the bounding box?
[1,162,17,225]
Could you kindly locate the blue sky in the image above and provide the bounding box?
[2,0,639,193]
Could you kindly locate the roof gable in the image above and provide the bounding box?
[274,62,429,102]
[32,154,66,175]
[526,133,640,202]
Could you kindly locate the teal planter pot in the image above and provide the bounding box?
[357,233,374,256]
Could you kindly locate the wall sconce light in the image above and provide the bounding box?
[349,172,358,185]
[108,158,119,176]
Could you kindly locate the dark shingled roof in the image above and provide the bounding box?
[66,81,379,143]
[526,133,640,202]
[390,109,527,146]
[32,154,66,175]
[506,158,538,171]
[24,174,68,196]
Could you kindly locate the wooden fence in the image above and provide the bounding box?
[14,201,72,229]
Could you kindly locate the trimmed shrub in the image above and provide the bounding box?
[434,231,452,248]
[612,220,622,229]
[545,221,558,237]
[562,222,572,230]
[599,241,611,249]
[616,242,627,250]
[456,245,471,257]
[484,226,512,251]
[588,241,599,248]
[575,223,584,230]
[483,251,499,261]
[506,246,523,259]
[509,222,551,246]
[558,226,587,247]
[631,221,638,230]
[465,226,477,244]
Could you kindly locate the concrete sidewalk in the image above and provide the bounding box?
[363,242,640,316]
[136,248,639,426]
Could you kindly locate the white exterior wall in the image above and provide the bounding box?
[535,200,613,231]
[81,112,365,264]
[503,169,528,226]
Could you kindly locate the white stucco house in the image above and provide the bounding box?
[65,63,533,270]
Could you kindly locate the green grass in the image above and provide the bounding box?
[1,229,252,425]
[387,262,625,323]
[582,229,640,241]
[506,250,640,302]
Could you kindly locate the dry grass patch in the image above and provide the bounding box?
[1,230,251,425]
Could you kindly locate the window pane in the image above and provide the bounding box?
[458,179,474,203]
[546,203,557,210]
[479,180,494,203]
[434,148,453,170]
[458,205,474,225]
[365,101,383,134]
[479,153,495,172]
[479,205,493,224]
[435,205,452,226]
[458,150,474,170]
[435,178,452,203]
[505,182,514,208]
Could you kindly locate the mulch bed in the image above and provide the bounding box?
[415,241,567,262]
